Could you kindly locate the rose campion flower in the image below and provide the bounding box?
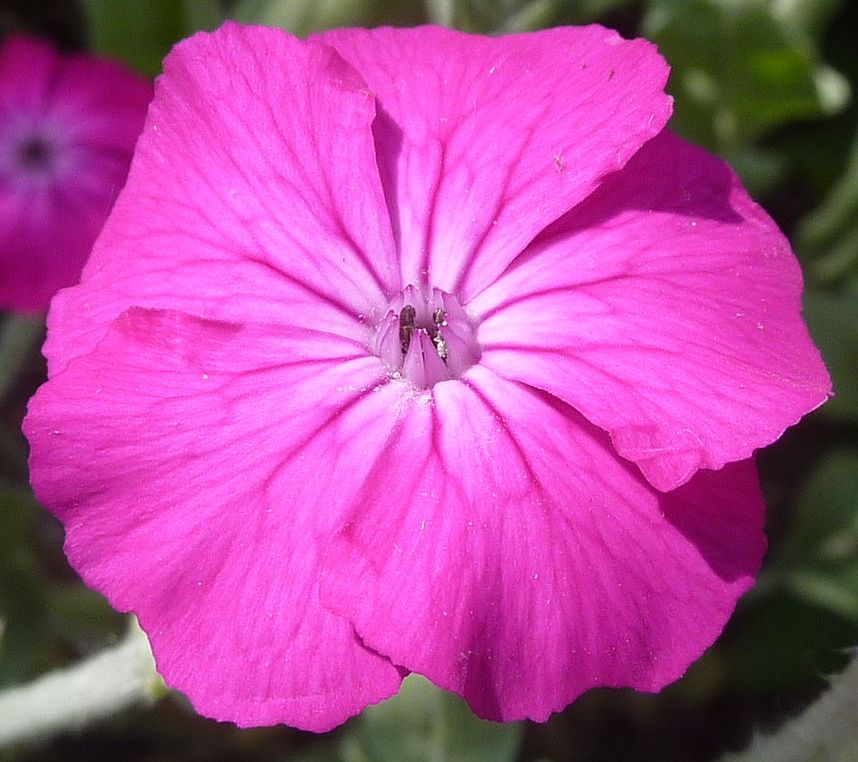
[0,34,150,312]
[24,23,830,731]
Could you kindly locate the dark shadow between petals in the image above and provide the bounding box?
[531,384,764,585]
[500,129,744,279]
[372,106,404,264]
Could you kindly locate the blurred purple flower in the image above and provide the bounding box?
[0,35,150,312]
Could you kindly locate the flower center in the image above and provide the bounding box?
[372,286,480,388]
[16,135,56,172]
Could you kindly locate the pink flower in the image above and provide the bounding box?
[24,23,830,731]
[0,35,150,313]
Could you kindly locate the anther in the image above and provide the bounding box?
[399,304,416,354]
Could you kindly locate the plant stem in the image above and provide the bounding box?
[0,619,161,747]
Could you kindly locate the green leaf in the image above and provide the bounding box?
[0,315,43,406]
[787,567,858,621]
[288,744,347,762]
[180,0,225,32]
[424,0,573,32]
[230,0,373,35]
[343,675,524,762]
[783,450,858,620]
[790,450,858,551]
[769,0,843,40]
[644,0,850,159]
[724,450,858,693]
[802,290,858,422]
[799,130,858,286]
[497,0,557,33]
[722,593,857,694]
[0,488,124,688]
[560,0,635,22]
[82,0,224,76]
[0,489,50,686]
[44,586,124,646]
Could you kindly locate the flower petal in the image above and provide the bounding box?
[0,186,105,312]
[473,130,831,491]
[0,35,59,111]
[319,25,672,299]
[45,23,397,374]
[25,308,404,731]
[319,366,764,722]
[44,47,153,152]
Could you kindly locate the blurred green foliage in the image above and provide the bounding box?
[332,676,522,762]
[1,1,858,761]
[784,451,858,620]
[803,291,858,422]
[81,0,222,75]
[232,0,374,34]
[800,130,858,288]
[645,0,849,194]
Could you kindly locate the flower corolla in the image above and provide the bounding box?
[24,23,830,731]
[0,34,150,312]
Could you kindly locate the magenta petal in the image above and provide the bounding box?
[0,35,60,110]
[45,23,398,374]
[319,25,672,299]
[319,366,764,722]
[0,188,105,313]
[474,130,831,490]
[25,308,403,730]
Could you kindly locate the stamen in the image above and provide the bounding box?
[429,308,447,361]
[399,304,416,354]
[373,288,480,388]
